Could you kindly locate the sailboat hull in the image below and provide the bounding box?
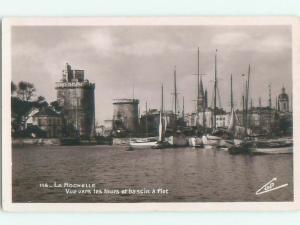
[188,137,203,147]
[250,146,293,154]
[202,135,221,148]
[129,141,158,149]
[167,135,188,147]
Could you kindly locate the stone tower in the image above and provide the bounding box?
[278,86,289,112]
[112,98,139,134]
[55,63,95,139]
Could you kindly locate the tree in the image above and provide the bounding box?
[50,100,62,112]
[37,96,46,102]
[33,96,48,109]
[17,81,36,101]
[11,82,17,94]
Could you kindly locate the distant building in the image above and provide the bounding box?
[139,109,177,136]
[55,63,95,139]
[185,108,229,129]
[278,86,289,112]
[96,120,113,137]
[235,107,279,134]
[112,98,139,134]
[24,107,39,129]
[32,107,62,138]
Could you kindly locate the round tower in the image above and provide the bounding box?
[112,99,139,134]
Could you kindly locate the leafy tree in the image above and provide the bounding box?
[11,82,17,94]
[37,96,46,102]
[17,81,36,101]
[50,100,62,112]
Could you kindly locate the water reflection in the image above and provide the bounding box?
[12,146,293,202]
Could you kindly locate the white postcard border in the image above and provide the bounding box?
[2,16,300,212]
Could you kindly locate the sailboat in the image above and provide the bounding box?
[228,65,259,154]
[166,67,188,147]
[202,50,223,149]
[188,47,205,148]
[152,84,171,149]
[129,100,158,149]
[218,75,246,150]
[129,137,158,149]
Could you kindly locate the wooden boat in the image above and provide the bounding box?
[167,133,188,147]
[249,138,293,154]
[202,134,222,148]
[250,146,293,154]
[188,136,203,147]
[229,138,293,155]
[129,137,158,149]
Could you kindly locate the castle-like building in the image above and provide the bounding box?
[55,63,95,139]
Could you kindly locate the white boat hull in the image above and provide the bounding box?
[202,135,221,148]
[250,146,293,154]
[188,137,203,147]
[167,135,188,147]
[129,140,157,149]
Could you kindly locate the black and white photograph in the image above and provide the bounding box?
[2,17,299,211]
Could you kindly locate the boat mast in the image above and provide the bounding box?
[197,47,200,111]
[161,84,164,114]
[182,96,185,118]
[158,84,165,142]
[245,64,250,135]
[230,74,233,110]
[145,101,148,137]
[174,66,178,122]
[268,84,272,108]
[214,49,217,129]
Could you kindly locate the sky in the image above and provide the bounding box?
[11,25,292,123]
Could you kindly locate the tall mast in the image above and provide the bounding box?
[161,84,164,113]
[230,74,233,110]
[214,49,218,129]
[197,47,200,105]
[145,101,148,137]
[174,66,178,117]
[159,84,165,142]
[132,84,135,100]
[182,96,185,118]
[245,65,250,132]
[268,84,272,108]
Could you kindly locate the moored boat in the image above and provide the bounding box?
[249,138,293,154]
[202,134,221,149]
[188,136,203,147]
[129,137,158,149]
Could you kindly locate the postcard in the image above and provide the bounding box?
[2,17,300,211]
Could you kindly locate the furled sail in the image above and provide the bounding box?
[227,108,246,139]
[158,110,166,142]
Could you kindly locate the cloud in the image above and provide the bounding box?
[212,31,290,53]
[11,25,292,123]
[213,32,251,46]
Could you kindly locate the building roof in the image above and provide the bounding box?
[33,107,60,117]
[113,99,139,104]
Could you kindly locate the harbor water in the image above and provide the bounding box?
[12,145,293,202]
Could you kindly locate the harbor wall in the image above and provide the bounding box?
[12,138,61,147]
[112,137,130,146]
